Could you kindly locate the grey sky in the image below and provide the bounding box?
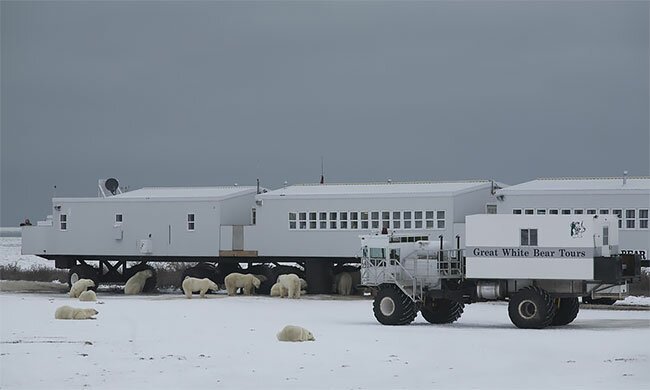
[1,1,649,226]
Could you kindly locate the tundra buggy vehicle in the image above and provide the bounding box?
[360,214,641,329]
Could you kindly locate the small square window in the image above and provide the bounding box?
[599,209,609,215]
[187,214,195,231]
[562,209,571,215]
[549,209,559,215]
[513,209,522,215]
[587,209,596,215]
[525,209,534,215]
[115,214,123,223]
[536,209,546,215]
[574,209,584,215]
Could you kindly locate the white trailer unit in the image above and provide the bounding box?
[360,214,641,329]
[22,185,260,289]
[494,176,649,263]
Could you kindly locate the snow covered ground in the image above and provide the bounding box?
[1,292,649,390]
[0,237,51,269]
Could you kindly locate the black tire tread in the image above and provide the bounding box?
[372,285,417,326]
[420,298,464,324]
[508,286,556,329]
[551,297,580,326]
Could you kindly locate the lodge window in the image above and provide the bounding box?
[573,209,584,215]
[561,209,571,215]
[587,209,596,215]
[60,214,67,231]
[603,226,609,246]
[549,209,559,215]
[289,212,296,229]
[350,212,359,229]
[512,209,522,215]
[115,214,123,223]
[371,212,379,229]
[436,210,446,229]
[309,212,317,229]
[299,212,307,229]
[639,209,648,229]
[536,209,546,215]
[361,212,369,229]
[329,212,337,229]
[486,204,497,214]
[340,212,348,229]
[599,209,609,215]
[319,212,327,229]
[187,214,195,231]
[520,228,538,246]
[403,211,412,229]
[625,209,635,229]
[525,209,534,215]
[414,211,423,229]
[392,211,400,229]
[381,211,390,229]
[251,209,256,225]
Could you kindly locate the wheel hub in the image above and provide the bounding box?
[518,300,537,319]
[380,296,396,316]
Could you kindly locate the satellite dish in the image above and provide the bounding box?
[104,178,119,195]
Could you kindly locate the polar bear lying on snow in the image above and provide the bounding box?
[276,325,315,342]
[182,277,219,298]
[69,279,95,298]
[78,290,97,302]
[55,305,99,320]
[124,269,154,295]
[277,273,301,299]
[224,273,261,296]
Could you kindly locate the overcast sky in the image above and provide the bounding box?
[1,1,649,226]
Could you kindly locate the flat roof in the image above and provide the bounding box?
[497,177,650,195]
[258,180,499,199]
[111,186,259,200]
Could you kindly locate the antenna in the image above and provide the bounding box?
[320,156,325,184]
[623,170,628,186]
[257,178,260,194]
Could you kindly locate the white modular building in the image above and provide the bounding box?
[242,180,502,259]
[495,177,650,263]
[22,186,260,268]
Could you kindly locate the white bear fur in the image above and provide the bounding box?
[78,290,97,302]
[182,277,219,299]
[69,279,95,298]
[335,272,353,295]
[299,278,308,292]
[277,273,301,299]
[276,325,315,342]
[124,270,153,295]
[55,305,99,320]
[270,282,288,297]
[224,273,261,296]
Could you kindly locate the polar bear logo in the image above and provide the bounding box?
[124,270,154,295]
[276,325,315,342]
[182,277,219,299]
[224,273,261,296]
[69,279,95,298]
[54,305,99,320]
[277,273,301,299]
[78,290,97,302]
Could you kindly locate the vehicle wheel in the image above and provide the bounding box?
[125,263,157,293]
[68,264,99,290]
[508,286,556,329]
[551,297,580,326]
[372,285,417,326]
[420,298,464,324]
[581,296,592,304]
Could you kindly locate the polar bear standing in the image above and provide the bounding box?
[277,273,301,299]
[124,270,153,295]
[276,325,315,342]
[55,305,99,320]
[270,283,288,297]
[335,272,353,295]
[69,279,95,298]
[78,290,97,302]
[224,273,261,296]
[182,277,219,299]
[299,278,308,294]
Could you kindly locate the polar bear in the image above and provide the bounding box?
[276,325,315,342]
[182,277,219,299]
[277,273,301,299]
[270,282,288,297]
[78,290,97,302]
[124,269,153,295]
[299,278,308,294]
[54,305,99,320]
[224,273,261,296]
[69,279,95,298]
[335,272,353,295]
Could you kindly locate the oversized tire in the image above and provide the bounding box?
[68,264,99,290]
[372,285,417,326]
[551,297,580,326]
[125,263,157,293]
[508,286,556,329]
[420,298,464,324]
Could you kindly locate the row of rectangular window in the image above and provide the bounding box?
[288,210,446,230]
[512,208,649,229]
[59,213,197,231]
